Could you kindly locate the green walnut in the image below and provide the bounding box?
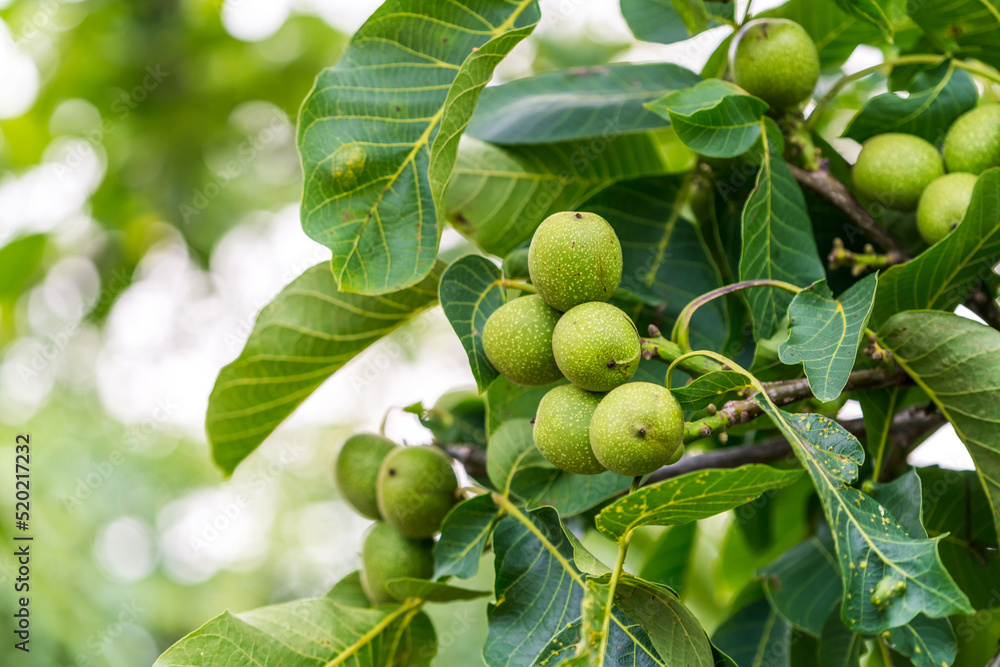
[917,173,978,244]
[377,446,458,538]
[551,302,640,392]
[528,211,623,312]
[944,104,1000,175]
[533,384,606,475]
[482,295,563,386]
[334,432,397,520]
[730,18,819,109]
[853,133,944,210]
[360,522,434,605]
[589,382,684,477]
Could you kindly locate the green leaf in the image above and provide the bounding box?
[613,576,715,667]
[445,131,695,256]
[917,466,1000,610]
[385,578,490,602]
[818,610,865,667]
[595,465,804,540]
[740,120,826,340]
[833,0,895,39]
[0,234,46,299]
[155,598,434,666]
[485,377,562,437]
[531,611,666,667]
[880,310,1000,540]
[778,274,878,402]
[486,419,548,492]
[434,494,500,580]
[886,615,957,667]
[298,0,539,294]
[485,506,583,667]
[639,522,697,590]
[582,175,729,352]
[857,386,908,479]
[439,255,505,392]
[761,525,842,636]
[206,262,442,476]
[844,61,977,144]
[765,0,885,68]
[753,403,973,633]
[486,418,632,516]
[869,169,1000,329]
[670,370,751,410]
[326,570,371,608]
[467,62,701,144]
[711,597,792,667]
[646,80,769,159]
[908,0,1000,69]
[621,0,736,44]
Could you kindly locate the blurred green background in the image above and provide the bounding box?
[0,1,662,664]
[1,0,972,665]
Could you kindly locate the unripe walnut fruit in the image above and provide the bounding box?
[334,432,397,519]
[377,446,458,538]
[589,382,684,477]
[853,133,944,210]
[917,173,978,244]
[943,104,1000,175]
[533,384,606,475]
[483,295,563,386]
[360,522,434,605]
[551,302,640,392]
[528,211,623,312]
[730,19,819,109]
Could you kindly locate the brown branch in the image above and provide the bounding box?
[684,366,911,442]
[645,403,944,488]
[964,289,1000,330]
[792,162,1000,330]
[789,162,910,261]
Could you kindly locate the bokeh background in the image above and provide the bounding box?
[0,0,978,665]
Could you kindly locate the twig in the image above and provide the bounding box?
[827,238,903,275]
[646,403,944,488]
[683,367,911,442]
[788,162,910,261]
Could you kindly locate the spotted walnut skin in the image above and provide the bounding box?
[528,211,622,313]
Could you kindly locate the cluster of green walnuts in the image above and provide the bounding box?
[853,107,999,244]
[333,431,458,604]
[730,18,999,245]
[482,211,684,478]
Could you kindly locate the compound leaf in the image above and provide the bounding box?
[844,61,977,144]
[299,0,539,294]
[468,62,701,144]
[434,494,501,580]
[595,465,803,540]
[207,261,442,476]
[646,79,769,158]
[880,310,1000,540]
[439,254,505,392]
[778,274,878,402]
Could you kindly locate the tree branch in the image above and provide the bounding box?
[645,403,944,487]
[684,367,911,442]
[788,162,910,261]
[791,162,1000,329]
